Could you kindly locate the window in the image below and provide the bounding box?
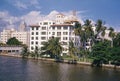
[41,42,45,44]
[57,27,61,30]
[31,37,34,40]
[32,27,34,30]
[41,32,46,35]
[52,27,55,30]
[31,47,34,50]
[31,32,34,35]
[57,37,61,40]
[36,27,39,30]
[70,27,74,30]
[31,41,34,44]
[72,38,74,41]
[57,32,61,36]
[63,26,68,30]
[43,22,48,25]
[63,48,67,51]
[40,23,42,25]
[63,37,68,40]
[36,32,38,35]
[52,32,55,35]
[63,32,68,35]
[36,41,38,44]
[36,37,38,40]
[41,37,46,40]
[42,27,46,30]
[62,42,67,45]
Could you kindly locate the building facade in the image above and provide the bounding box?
[0,45,23,55]
[29,13,80,55]
[0,22,29,46]
[0,28,16,44]
[30,20,54,51]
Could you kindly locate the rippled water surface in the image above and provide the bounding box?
[0,56,120,81]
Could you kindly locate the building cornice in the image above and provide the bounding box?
[29,25,40,27]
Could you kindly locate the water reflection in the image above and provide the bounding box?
[0,56,120,81]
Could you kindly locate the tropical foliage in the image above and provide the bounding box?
[74,19,120,67]
[21,45,30,58]
[41,37,62,58]
[6,37,22,45]
[69,41,78,60]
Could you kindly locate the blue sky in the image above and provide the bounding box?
[0,0,120,31]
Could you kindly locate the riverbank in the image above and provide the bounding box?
[0,53,120,69]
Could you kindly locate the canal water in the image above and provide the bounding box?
[0,56,120,81]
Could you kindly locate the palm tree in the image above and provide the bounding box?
[74,21,84,48]
[41,41,52,57]
[95,19,107,42]
[101,26,107,42]
[95,20,103,37]
[74,20,94,50]
[41,37,62,58]
[83,19,94,50]
[34,46,39,59]
[69,41,78,60]
[108,27,116,47]
[30,51,36,59]
[21,45,29,58]
[113,33,120,47]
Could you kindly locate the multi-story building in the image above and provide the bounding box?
[50,24,80,55]
[30,20,54,51]
[29,13,80,55]
[11,31,29,45]
[0,28,16,44]
[0,22,29,46]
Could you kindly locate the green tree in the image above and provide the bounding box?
[95,19,106,42]
[0,43,6,46]
[34,46,39,59]
[30,52,36,59]
[6,37,22,45]
[113,33,120,47]
[74,19,94,60]
[69,41,78,60]
[21,45,29,58]
[41,37,62,58]
[74,21,84,48]
[41,41,52,57]
[110,47,120,66]
[83,19,95,50]
[108,27,116,47]
[90,41,110,67]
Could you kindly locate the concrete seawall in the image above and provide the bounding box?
[0,53,120,69]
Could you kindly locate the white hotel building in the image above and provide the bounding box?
[29,13,80,55]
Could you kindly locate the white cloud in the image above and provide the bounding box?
[15,1,27,9]
[21,11,44,25]
[0,11,20,30]
[0,10,85,31]
[13,0,41,10]
[30,0,39,5]
[45,10,59,20]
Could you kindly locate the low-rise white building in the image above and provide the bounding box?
[0,45,23,55]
